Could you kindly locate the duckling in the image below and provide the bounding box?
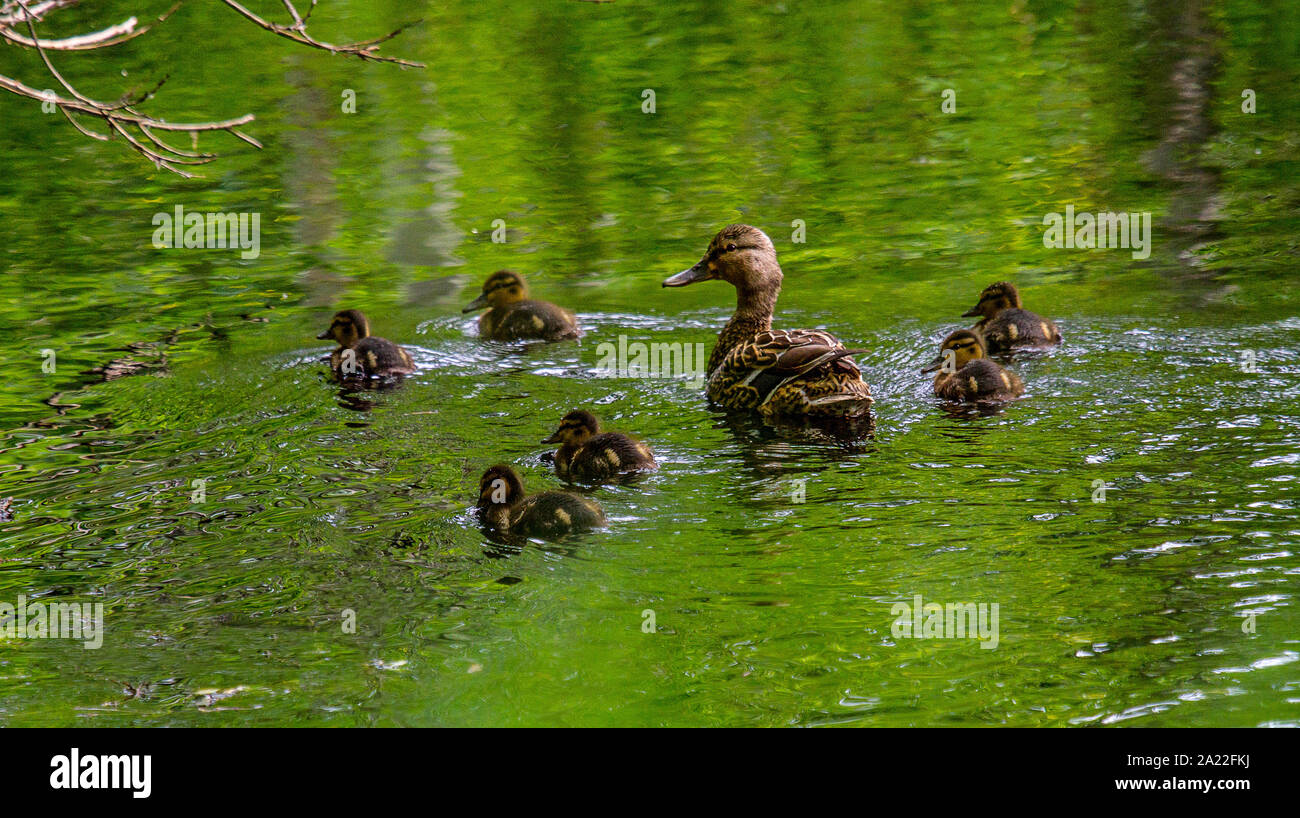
[663,225,873,417]
[922,329,1024,403]
[476,464,606,538]
[462,270,580,341]
[315,310,416,378]
[542,410,656,482]
[961,282,1061,352]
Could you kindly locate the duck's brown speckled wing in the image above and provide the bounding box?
[979,308,1061,352]
[708,329,873,416]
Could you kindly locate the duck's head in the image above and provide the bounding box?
[663,224,782,295]
[316,310,370,346]
[541,410,599,446]
[463,270,528,313]
[962,282,1022,319]
[477,464,525,509]
[922,329,986,374]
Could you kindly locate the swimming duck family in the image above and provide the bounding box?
[463,270,581,342]
[316,309,415,378]
[309,230,1062,543]
[543,410,657,482]
[962,281,1061,352]
[663,225,873,418]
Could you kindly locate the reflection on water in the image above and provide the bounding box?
[1,0,1298,726]
[1140,0,1226,266]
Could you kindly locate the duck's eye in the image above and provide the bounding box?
[725,243,738,252]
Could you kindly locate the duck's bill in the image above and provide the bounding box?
[662,259,713,288]
[921,355,944,374]
[315,329,331,340]
[961,305,981,317]
[540,431,562,444]
[462,294,489,313]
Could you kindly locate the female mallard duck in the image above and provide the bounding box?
[662,225,873,417]
[542,410,656,482]
[961,282,1061,352]
[315,310,416,378]
[476,464,606,538]
[922,329,1024,402]
[462,270,580,341]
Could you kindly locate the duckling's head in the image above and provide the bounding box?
[477,464,525,509]
[663,224,782,296]
[463,271,528,313]
[962,282,1022,319]
[541,410,599,446]
[316,310,370,347]
[922,329,986,373]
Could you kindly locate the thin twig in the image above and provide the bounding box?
[221,0,424,67]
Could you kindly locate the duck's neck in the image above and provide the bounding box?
[709,284,778,374]
[554,442,581,476]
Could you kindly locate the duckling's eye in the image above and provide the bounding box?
[725,243,738,252]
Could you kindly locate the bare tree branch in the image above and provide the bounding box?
[0,0,422,176]
[0,0,78,27]
[0,3,179,50]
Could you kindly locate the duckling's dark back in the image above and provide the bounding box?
[978,308,1061,351]
[332,336,416,377]
[558,432,656,481]
[935,358,1024,402]
[483,300,579,341]
[513,491,606,537]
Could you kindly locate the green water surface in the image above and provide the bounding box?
[1,0,1298,726]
